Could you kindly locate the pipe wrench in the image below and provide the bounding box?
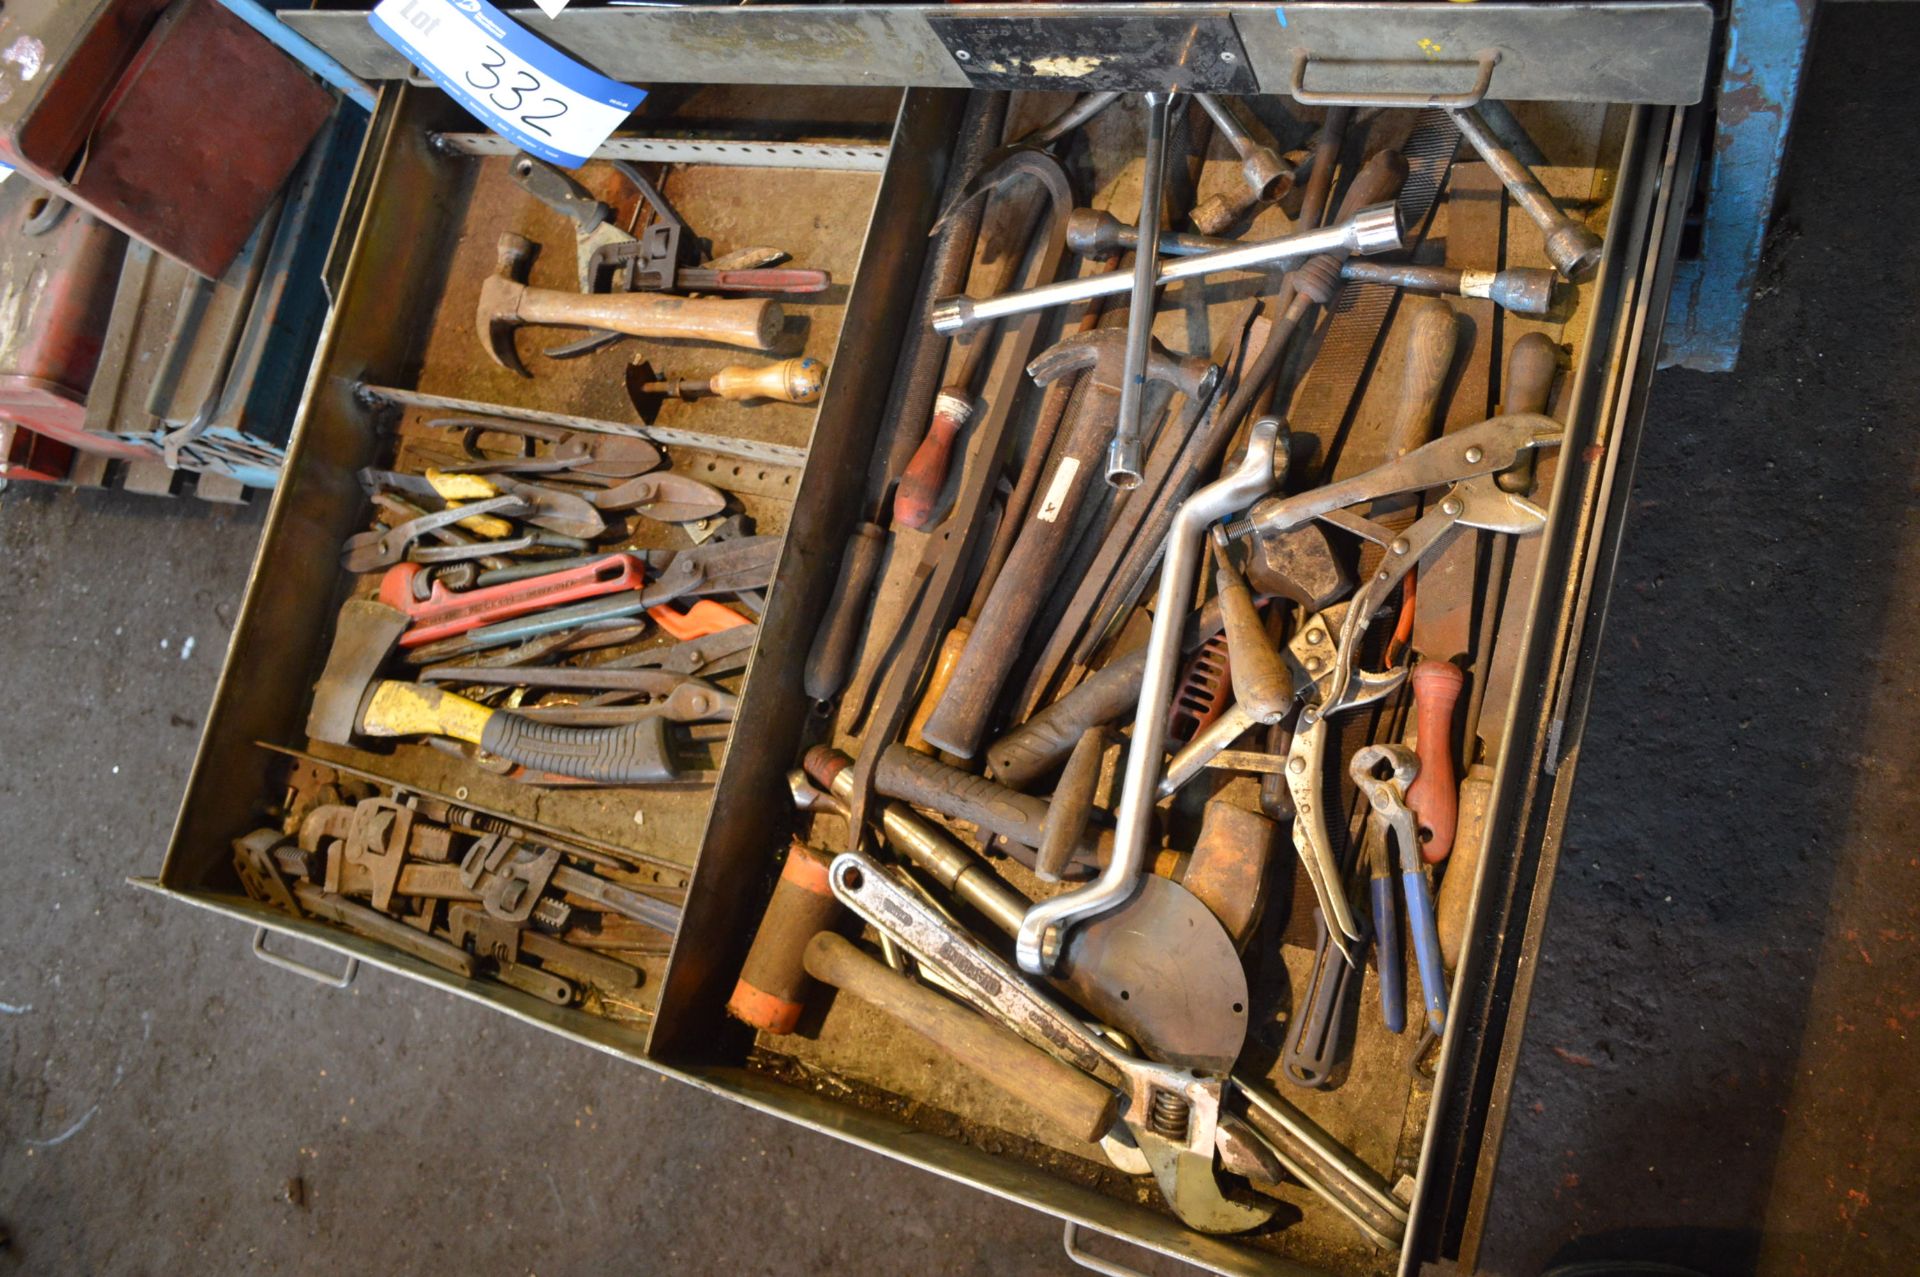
[828,851,1275,1235]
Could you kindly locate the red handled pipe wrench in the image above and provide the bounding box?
[381,554,646,647]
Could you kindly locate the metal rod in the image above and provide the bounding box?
[1449,106,1603,281]
[929,205,1403,335]
[1014,420,1282,976]
[354,383,807,468]
[1109,92,1172,490]
[1063,209,1554,316]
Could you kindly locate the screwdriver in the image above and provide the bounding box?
[626,356,826,421]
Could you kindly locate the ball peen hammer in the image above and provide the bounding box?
[477,233,784,376]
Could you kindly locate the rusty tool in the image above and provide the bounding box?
[840,135,1074,843]
[1193,94,1295,206]
[1016,314,1262,712]
[419,667,736,723]
[1065,208,1554,317]
[477,233,784,376]
[433,417,663,478]
[1043,142,1409,689]
[985,596,1228,789]
[1183,796,1277,951]
[625,356,826,423]
[871,743,1105,873]
[1209,530,1293,725]
[341,494,529,573]
[803,521,887,705]
[727,840,842,1034]
[589,623,758,679]
[1108,90,1176,489]
[422,470,607,540]
[1450,106,1603,282]
[577,471,728,522]
[918,331,1216,758]
[894,145,1075,530]
[804,932,1121,1144]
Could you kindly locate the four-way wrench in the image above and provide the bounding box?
[828,850,1276,1235]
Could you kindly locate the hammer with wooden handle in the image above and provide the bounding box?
[477,233,783,375]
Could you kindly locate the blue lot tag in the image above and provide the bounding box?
[369,0,644,167]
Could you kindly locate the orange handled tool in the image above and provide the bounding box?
[1406,659,1466,862]
[380,554,645,647]
[728,841,841,1034]
[892,388,972,529]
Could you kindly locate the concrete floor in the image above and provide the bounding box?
[1,8,1915,1273]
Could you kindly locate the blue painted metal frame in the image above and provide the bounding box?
[215,0,378,113]
[1660,0,1817,372]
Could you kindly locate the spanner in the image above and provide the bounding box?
[828,851,1274,1235]
[1350,743,1446,1034]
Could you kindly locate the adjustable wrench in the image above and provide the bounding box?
[828,850,1274,1235]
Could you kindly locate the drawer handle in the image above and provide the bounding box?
[1061,1221,1162,1277]
[251,928,360,989]
[1289,47,1501,108]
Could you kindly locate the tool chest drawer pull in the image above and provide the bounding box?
[1288,48,1501,108]
[1061,1221,1167,1277]
[251,928,360,989]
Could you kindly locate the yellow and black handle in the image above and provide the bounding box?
[360,681,676,784]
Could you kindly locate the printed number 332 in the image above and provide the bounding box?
[464,45,569,138]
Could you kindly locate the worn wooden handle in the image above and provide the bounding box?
[804,932,1119,1144]
[1437,763,1494,968]
[518,285,783,351]
[906,617,973,753]
[893,388,973,530]
[1407,660,1465,863]
[921,389,1116,758]
[711,356,825,404]
[1035,727,1113,882]
[1385,297,1459,461]
[1496,332,1560,493]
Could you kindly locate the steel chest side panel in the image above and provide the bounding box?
[159,86,470,894]
[646,89,970,1061]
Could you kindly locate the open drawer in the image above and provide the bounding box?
[146,51,1701,1277]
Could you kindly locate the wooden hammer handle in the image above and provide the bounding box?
[1385,297,1460,461]
[517,286,783,351]
[919,381,1118,757]
[804,932,1119,1144]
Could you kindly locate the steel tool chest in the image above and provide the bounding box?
[142,6,1719,1273]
